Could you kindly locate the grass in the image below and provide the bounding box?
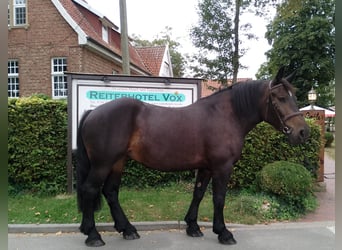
[8,183,193,224]
[8,182,316,225]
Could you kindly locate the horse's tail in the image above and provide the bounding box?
[76,110,101,212]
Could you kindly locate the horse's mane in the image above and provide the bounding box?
[202,80,266,117]
[230,80,266,117]
[201,79,296,118]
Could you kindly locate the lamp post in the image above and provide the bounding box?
[308,87,317,110]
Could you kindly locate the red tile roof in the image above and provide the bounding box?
[135,45,166,76]
[57,0,151,74]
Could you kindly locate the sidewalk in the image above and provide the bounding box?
[9,221,335,250]
[299,152,335,222]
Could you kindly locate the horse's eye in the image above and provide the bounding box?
[278,97,286,103]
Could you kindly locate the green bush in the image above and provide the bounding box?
[257,161,316,214]
[229,119,321,189]
[324,132,334,147]
[8,96,67,195]
[8,96,321,195]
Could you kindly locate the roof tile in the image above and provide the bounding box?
[135,46,166,76]
[58,0,150,74]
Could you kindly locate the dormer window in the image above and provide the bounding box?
[100,16,118,43]
[102,25,108,43]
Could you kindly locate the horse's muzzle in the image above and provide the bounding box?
[287,125,310,145]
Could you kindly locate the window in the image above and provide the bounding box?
[102,25,108,43]
[8,2,10,26]
[51,58,67,98]
[8,60,19,98]
[8,0,27,27]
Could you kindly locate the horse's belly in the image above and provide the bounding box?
[127,118,207,170]
[128,138,206,171]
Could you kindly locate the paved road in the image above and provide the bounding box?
[8,221,335,250]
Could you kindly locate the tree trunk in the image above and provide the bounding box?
[232,0,241,84]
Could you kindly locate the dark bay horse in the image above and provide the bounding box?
[76,67,310,247]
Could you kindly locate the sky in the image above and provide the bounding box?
[86,0,274,79]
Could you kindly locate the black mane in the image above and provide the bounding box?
[230,80,265,118]
[202,80,266,118]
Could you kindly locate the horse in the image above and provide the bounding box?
[76,67,310,247]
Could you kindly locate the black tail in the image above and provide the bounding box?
[76,110,101,212]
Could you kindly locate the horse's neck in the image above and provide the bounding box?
[228,84,266,135]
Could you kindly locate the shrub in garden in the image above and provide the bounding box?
[229,119,321,189]
[324,132,334,147]
[8,96,67,195]
[258,161,316,214]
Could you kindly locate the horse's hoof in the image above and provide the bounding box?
[123,231,140,240]
[186,228,204,237]
[85,237,105,247]
[218,235,237,245]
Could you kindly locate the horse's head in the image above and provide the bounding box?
[264,67,310,145]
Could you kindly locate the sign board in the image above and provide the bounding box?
[302,109,325,182]
[66,73,202,192]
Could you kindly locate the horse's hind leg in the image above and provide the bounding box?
[102,158,140,240]
[184,168,212,237]
[79,169,109,247]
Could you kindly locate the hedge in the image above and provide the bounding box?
[8,96,322,194]
[8,96,68,195]
[229,119,321,189]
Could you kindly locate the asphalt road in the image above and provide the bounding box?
[8,221,335,250]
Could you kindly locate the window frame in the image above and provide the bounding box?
[102,25,109,43]
[51,57,68,99]
[8,59,19,98]
[8,0,28,27]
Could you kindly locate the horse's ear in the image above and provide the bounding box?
[271,66,285,86]
[285,70,297,83]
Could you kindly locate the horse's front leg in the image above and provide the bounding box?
[184,168,211,237]
[212,171,237,245]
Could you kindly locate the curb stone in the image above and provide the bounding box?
[8,220,335,234]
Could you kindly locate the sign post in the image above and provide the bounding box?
[302,109,325,182]
[66,73,202,193]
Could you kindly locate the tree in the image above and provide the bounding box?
[189,0,276,86]
[256,0,335,107]
[131,27,186,77]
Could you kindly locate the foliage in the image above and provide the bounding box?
[256,0,335,107]
[8,96,68,195]
[189,0,236,85]
[229,119,321,189]
[189,0,277,85]
[324,132,334,147]
[257,161,317,216]
[131,26,186,77]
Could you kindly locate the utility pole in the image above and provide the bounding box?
[119,0,130,75]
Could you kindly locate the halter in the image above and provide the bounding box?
[266,81,303,135]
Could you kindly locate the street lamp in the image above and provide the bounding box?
[308,87,317,110]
